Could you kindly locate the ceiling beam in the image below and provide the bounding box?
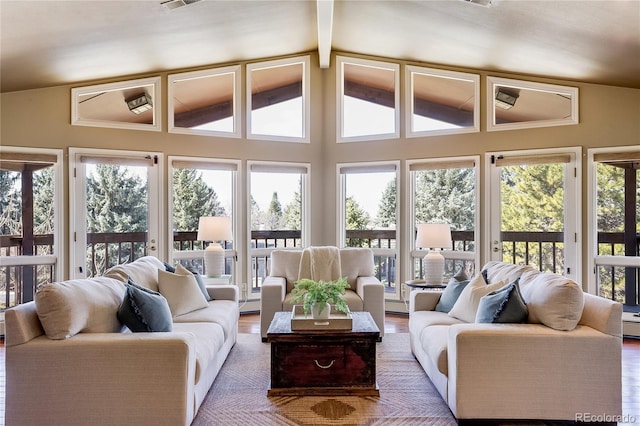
[317,0,334,68]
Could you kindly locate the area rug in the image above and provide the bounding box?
[192,333,457,425]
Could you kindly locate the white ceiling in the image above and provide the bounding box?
[1,0,639,93]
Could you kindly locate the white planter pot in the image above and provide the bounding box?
[311,302,330,319]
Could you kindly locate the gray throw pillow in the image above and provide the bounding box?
[475,279,528,323]
[435,269,471,313]
[117,279,173,332]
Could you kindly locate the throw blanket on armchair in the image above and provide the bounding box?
[298,246,341,282]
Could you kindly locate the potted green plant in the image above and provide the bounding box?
[291,277,351,319]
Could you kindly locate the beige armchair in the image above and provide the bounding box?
[260,247,385,340]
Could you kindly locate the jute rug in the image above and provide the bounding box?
[192,333,457,425]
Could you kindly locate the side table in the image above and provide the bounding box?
[404,280,447,290]
[202,275,233,285]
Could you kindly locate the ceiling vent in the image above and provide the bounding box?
[462,0,493,7]
[161,0,203,11]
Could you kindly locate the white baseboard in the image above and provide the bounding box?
[623,311,640,338]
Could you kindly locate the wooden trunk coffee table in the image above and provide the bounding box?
[266,311,380,396]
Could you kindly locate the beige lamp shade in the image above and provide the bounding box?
[415,223,452,285]
[197,216,232,277]
[415,223,452,250]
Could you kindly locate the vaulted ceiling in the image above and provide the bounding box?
[1,0,639,94]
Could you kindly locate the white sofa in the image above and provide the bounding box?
[5,256,239,426]
[409,261,622,423]
[260,247,385,340]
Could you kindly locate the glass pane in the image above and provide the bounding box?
[500,163,565,273]
[488,77,578,131]
[72,77,161,131]
[0,166,56,306]
[595,160,640,307]
[410,68,477,135]
[412,166,476,279]
[170,68,237,135]
[250,170,304,293]
[343,170,397,290]
[249,62,304,138]
[172,166,234,274]
[341,59,397,139]
[84,164,149,277]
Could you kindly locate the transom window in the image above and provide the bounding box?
[337,56,399,142]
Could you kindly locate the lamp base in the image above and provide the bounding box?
[204,243,225,277]
[423,250,445,285]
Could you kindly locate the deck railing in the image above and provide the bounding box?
[1,230,638,309]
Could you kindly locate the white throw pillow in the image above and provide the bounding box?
[448,274,509,323]
[522,272,584,331]
[157,268,209,317]
[35,277,126,339]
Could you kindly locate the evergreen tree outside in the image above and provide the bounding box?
[0,170,21,237]
[376,179,396,228]
[345,196,371,247]
[284,189,302,230]
[172,168,226,233]
[85,164,148,272]
[265,192,285,230]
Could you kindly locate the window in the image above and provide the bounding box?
[169,157,239,277]
[337,56,399,142]
[588,147,639,310]
[406,66,479,137]
[168,66,241,137]
[0,147,63,306]
[487,148,581,282]
[487,77,579,132]
[71,77,162,132]
[69,148,163,278]
[248,162,309,295]
[247,56,310,142]
[338,162,399,296]
[408,158,479,282]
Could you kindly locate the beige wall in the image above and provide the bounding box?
[1,50,639,286]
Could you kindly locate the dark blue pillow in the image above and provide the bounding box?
[435,269,471,313]
[163,262,176,273]
[117,279,173,332]
[475,279,528,323]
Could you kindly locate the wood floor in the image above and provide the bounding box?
[1,313,639,423]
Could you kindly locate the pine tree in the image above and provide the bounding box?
[284,189,302,230]
[265,192,284,230]
[0,170,21,236]
[33,167,55,237]
[376,179,396,228]
[172,168,226,232]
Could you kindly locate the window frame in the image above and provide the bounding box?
[336,160,400,298]
[486,76,579,132]
[336,56,400,143]
[168,65,242,138]
[168,156,241,280]
[405,65,480,138]
[71,76,162,132]
[246,55,311,143]
[406,156,480,286]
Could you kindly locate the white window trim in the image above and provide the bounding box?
[71,76,162,132]
[246,55,311,143]
[486,76,579,132]
[337,160,400,298]
[0,146,64,282]
[168,65,242,138]
[405,66,480,138]
[405,156,481,284]
[587,146,640,295]
[168,156,242,279]
[69,147,164,278]
[336,56,400,143]
[484,147,581,282]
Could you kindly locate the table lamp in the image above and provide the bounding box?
[415,223,452,285]
[197,216,232,277]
